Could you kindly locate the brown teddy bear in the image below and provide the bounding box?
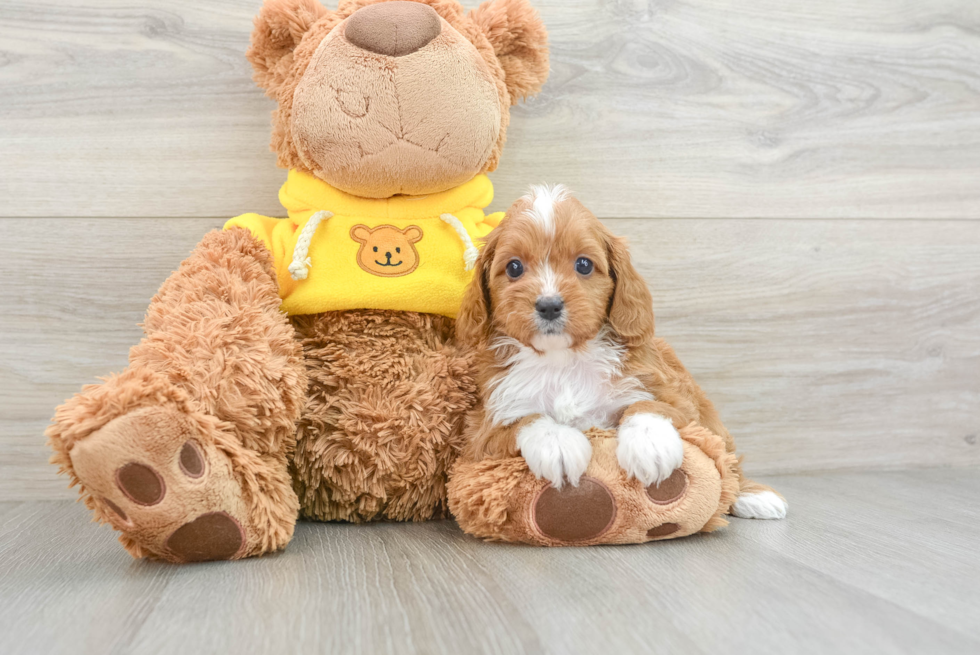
[46,0,549,563]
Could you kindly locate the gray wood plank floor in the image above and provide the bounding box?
[1,469,978,655]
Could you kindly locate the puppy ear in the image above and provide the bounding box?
[470,0,550,104]
[603,227,655,347]
[456,229,499,346]
[247,0,332,95]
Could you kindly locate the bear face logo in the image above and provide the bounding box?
[350,224,423,277]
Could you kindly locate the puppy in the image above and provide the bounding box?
[456,185,786,519]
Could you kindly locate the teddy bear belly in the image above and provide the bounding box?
[288,309,477,522]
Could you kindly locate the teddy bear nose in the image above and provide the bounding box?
[345,1,442,57]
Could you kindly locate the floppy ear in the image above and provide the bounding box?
[603,227,655,347]
[403,226,424,243]
[455,229,499,346]
[350,225,372,243]
[470,0,550,103]
[247,0,332,96]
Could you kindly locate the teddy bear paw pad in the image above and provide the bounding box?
[646,469,688,505]
[531,476,617,543]
[165,512,245,562]
[116,462,166,506]
[646,522,680,539]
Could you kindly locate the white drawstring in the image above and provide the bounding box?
[440,213,479,271]
[288,210,332,280]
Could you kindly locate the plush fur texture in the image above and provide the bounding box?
[248,0,549,197]
[447,187,785,545]
[47,0,550,562]
[47,228,305,561]
[290,310,475,522]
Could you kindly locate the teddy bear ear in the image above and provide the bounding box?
[350,225,372,243]
[247,0,333,95]
[402,226,424,243]
[470,0,550,104]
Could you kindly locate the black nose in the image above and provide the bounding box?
[535,297,565,322]
[385,252,392,259]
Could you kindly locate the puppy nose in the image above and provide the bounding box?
[345,1,442,57]
[535,297,565,322]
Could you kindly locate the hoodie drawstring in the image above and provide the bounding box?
[439,213,479,271]
[288,210,332,280]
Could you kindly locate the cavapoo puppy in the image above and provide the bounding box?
[455,185,786,520]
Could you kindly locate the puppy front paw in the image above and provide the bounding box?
[616,413,684,486]
[516,416,592,489]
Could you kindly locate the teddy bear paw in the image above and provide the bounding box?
[69,406,250,562]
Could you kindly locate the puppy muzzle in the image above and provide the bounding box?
[534,296,566,335]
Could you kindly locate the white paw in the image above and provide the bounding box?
[731,491,788,520]
[516,416,592,489]
[616,413,685,486]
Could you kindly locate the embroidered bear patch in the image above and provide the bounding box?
[350,224,423,277]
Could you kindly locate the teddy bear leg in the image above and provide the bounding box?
[291,310,475,522]
[47,228,306,562]
[448,424,742,545]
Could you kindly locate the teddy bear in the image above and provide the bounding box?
[46,0,550,563]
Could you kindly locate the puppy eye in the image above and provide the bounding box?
[575,257,594,275]
[505,259,524,279]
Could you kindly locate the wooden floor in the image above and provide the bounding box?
[1,469,978,655]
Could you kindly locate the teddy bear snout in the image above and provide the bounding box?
[345,1,442,57]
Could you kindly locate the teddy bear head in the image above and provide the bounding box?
[248,0,549,198]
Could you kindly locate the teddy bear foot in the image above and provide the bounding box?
[69,406,253,562]
[529,468,692,543]
[449,424,742,546]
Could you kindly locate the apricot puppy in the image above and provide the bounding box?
[456,186,787,519]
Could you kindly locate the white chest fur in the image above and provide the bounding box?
[485,333,654,431]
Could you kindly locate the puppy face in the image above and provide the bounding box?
[458,185,655,352]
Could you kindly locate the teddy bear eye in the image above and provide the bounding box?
[373,246,378,252]
[575,257,594,275]
[396,247,401,253]
[505,259,524,279]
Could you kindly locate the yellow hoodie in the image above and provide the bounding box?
[224,170,503,318]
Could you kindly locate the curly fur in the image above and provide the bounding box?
[290,310,476,522]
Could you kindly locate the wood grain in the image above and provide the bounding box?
[2,0,980,218]
[2,470,980,655]
[2,217,977,500]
